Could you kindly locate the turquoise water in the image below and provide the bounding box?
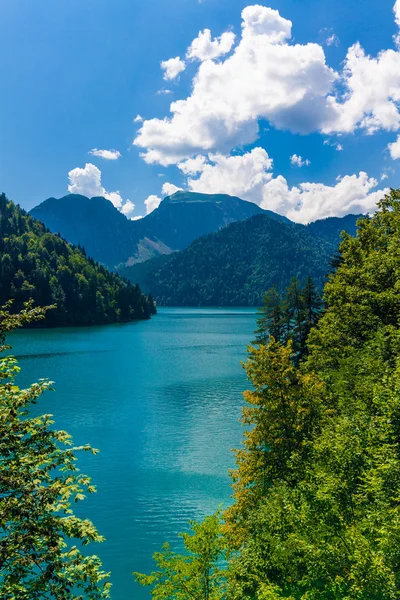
[10,307,257,599]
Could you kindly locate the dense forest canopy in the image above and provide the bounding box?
[0,193,155,326]
[120,213,359,306]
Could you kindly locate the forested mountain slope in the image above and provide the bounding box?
[306,213,360,245]
[120,213,341,306]
[30,191,281,268]
[0,193,155,326]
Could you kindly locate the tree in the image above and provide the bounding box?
[134,513,226,600]
[254,287,283,345]
[255,277,322,361]
[225,340,323,546]
[0,301,111,599]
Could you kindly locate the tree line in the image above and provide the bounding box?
[0,193,156,326]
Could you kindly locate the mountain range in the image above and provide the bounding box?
[118,212,361,306]
[28,190,362,307]
[30,191,283,269]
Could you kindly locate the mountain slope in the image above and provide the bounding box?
[0,193,155,326]
[119,214,340,307]
[307,214,361,245]
[30,191,288,269]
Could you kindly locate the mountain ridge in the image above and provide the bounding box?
[119,212,361,306]
[29,191,289,269]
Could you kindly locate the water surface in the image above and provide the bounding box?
[11,307,256,599]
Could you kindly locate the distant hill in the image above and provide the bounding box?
[307,214,361,245]
[0,193,155,327]
[119,213,348,307]
[30,191,288,269]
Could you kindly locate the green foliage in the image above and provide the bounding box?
[134,512,226,600]
[0,193,156,326]
[0,302,111,599]
[121,215,339,306]
[255,277,322,359]
[226,191,400,598]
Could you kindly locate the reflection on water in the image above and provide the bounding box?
[10,307,256,599]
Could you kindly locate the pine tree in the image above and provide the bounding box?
[254,287,284,345]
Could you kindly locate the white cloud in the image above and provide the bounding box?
[67,163,134,216]
[161,56,186,81]
[261,172,389,224]
[290,154,311,167]
[135,5,337,165]
[162,182,183,196]
[134,114,143,123]
[135,2,400,166]
[326,33,340,47]
[324,42,400,134]
[157,88,173,95]
[395,0,400,27]
[121,200,136,216]
[144,194,162,214]
[183,147,273,204]
[172,147,387,223]
[89,148,121,160]
[324,139,344,151]
[178,155,208,175]
[187,29,236,61]
[388,134,400,158]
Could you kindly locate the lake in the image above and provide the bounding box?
[11,307,257,599]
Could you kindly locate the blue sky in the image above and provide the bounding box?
[1,0,400,222]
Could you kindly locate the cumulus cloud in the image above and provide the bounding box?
[67,163,133,216]
[395,0,400,27]
[89,148,121,160]
[144,194,162,214]
[162,182,183,196]
[388,134,400,158]
[261,172,388,223]
[135,2,400,166]
[161,57,186,81]
[134,114,143,123]
[135,5,337,165]
[184,148,273,204]
[120,200,136,216]
[324,41,400,134]
[173,148,387,223]
[290,154,311,167]
[187,29,236,61]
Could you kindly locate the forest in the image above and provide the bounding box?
[0,193,156,326]
[120,214,339,306]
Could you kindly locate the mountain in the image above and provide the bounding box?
[307,214,361,245]
[29,191,288,269]
[118,214,341,307]
[0,193,155,327]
